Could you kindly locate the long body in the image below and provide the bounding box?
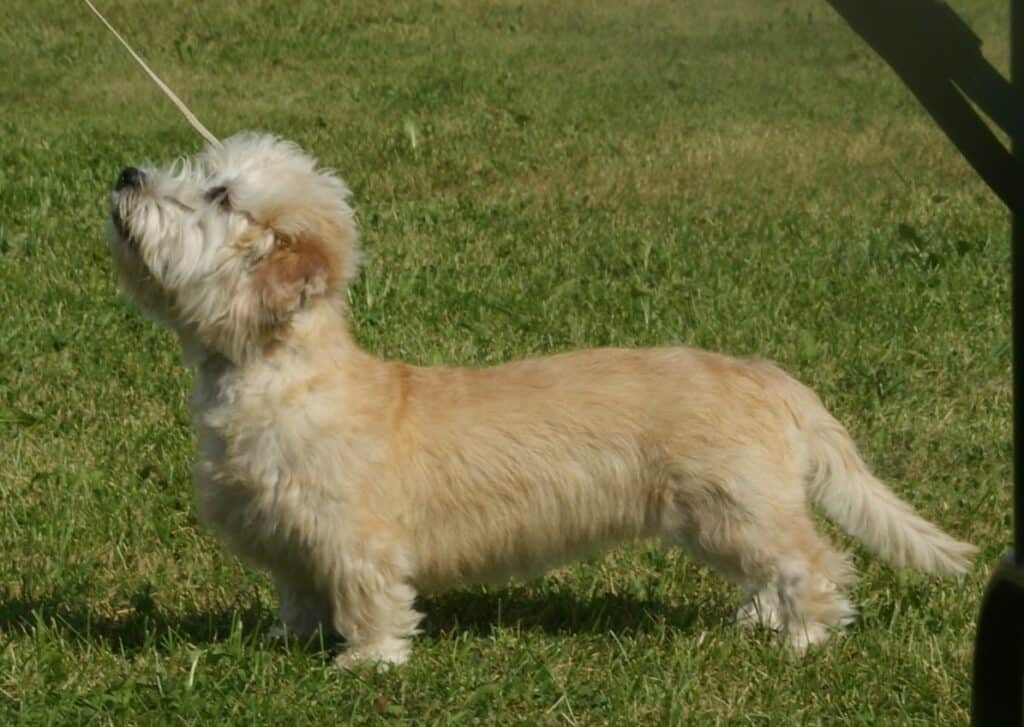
[193,301,785,586]
[190,300,972,663]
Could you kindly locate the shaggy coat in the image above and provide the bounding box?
[108,133,975,667]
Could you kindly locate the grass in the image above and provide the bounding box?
[0,0,1012,722]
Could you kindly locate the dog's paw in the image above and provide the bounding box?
[782,619,840,653]
[734,591,785,631]
[335,638,410,670]
[267,622,289,640]
[267,621,320,641]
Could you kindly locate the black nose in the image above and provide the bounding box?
[116,167,145,191]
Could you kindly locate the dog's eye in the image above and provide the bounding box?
[205,186,231,209]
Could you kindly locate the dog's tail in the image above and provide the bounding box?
[788,380,976,576]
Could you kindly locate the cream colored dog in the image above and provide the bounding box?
[107,133,975,667]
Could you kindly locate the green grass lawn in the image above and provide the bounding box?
[0,0,1012,722]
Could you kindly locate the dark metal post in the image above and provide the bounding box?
[1014,0,1024,569]
[971,4,1024,723]
[972,561,1024,723]
[817,1,1024,722]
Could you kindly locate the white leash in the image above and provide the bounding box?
[82,0,222,149]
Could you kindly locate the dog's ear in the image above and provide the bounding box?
[253,233,334,322]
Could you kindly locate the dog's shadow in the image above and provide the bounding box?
[0,585,715,658]
[418,586,711,638]
[0,591,275,656]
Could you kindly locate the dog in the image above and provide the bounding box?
[107,132,976,667]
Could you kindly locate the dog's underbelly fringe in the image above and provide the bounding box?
[404,448,666,591]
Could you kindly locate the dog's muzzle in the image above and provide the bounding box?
[110,167,147,242]
[116,167,145,191]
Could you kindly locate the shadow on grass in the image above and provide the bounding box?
[420,585,714,638]
[0,592,281,656]
[0,584,716,658]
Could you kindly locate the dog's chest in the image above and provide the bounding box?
[187,359,365,562]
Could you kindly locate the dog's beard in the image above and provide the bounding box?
[110,207,132,245]
[107,187,194,329]
[109,187,144,248]
[108,235,175,328]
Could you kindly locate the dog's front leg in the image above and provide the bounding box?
[268,573,333,640]
[329,552,423,669]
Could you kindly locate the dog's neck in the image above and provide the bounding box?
[279,296,358,357]
[182,295,359,373]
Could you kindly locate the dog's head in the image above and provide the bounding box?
[108,132,358,362]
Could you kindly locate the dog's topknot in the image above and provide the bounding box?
[200,132,360,282]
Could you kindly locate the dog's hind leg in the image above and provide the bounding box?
[732,523,857,650]
[662,472,856,649]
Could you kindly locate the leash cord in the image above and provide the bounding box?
[82,0,222,148]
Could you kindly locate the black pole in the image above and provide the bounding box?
[1014,0,1024,569]
[971,2,1024,723]
[972,561,1024,722]
[815,1,1024,722]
